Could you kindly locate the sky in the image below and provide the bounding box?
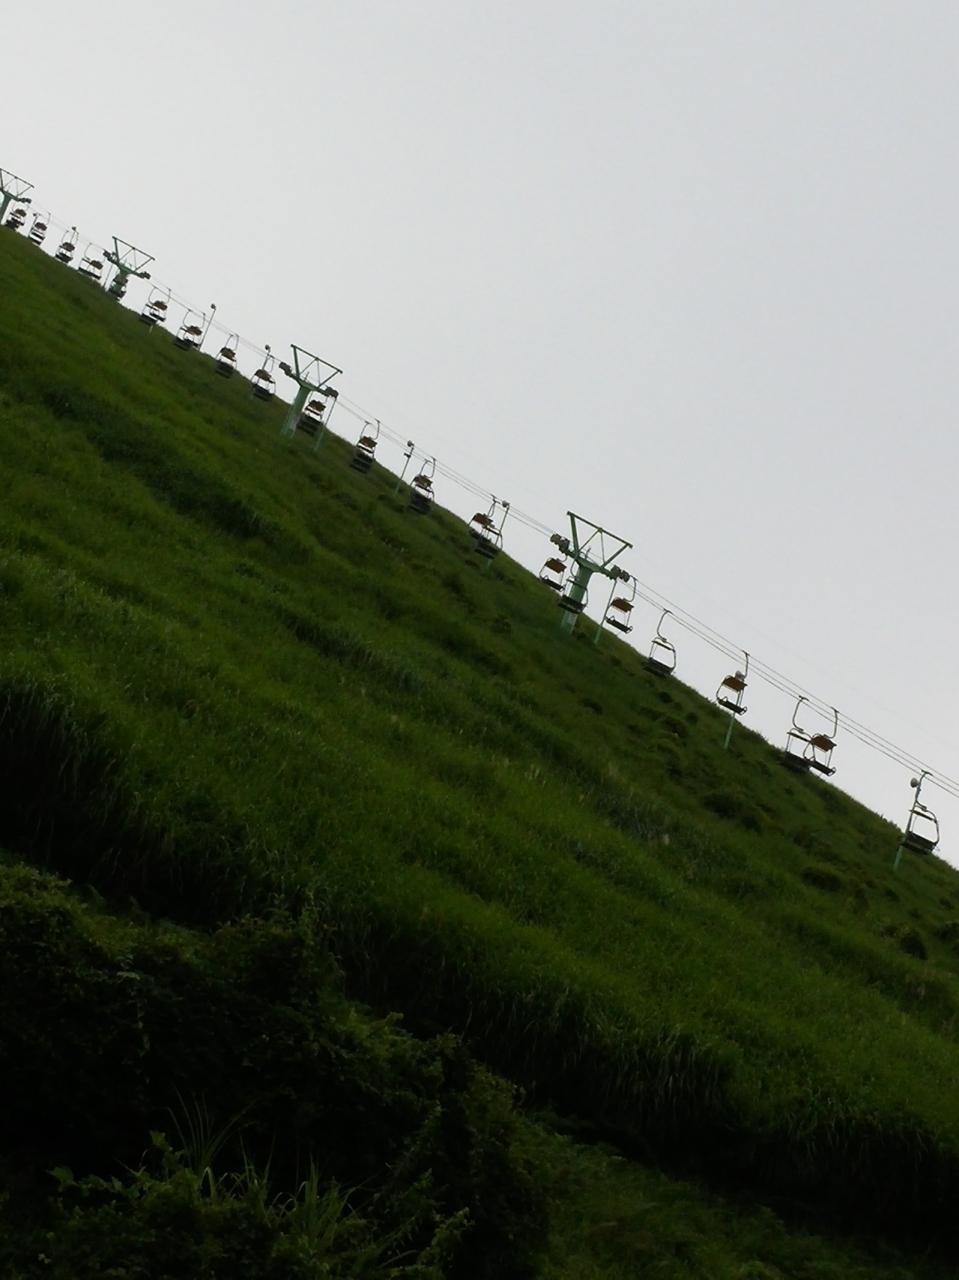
[5,0,959,862]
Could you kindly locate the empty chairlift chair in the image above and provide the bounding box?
[604,577,635,634]
[27,213,48,247]
[408,456,436,514]
[173,310,204,351]
[139,288,170,328]
[901,772,940,856]
[251,348,277,402]
[716,651,749,717]
[469,499,507,560]
[540,556,567,592]
[77,246,104,283]
[6,205,27,231]
[297,398,327,439]
[350,420,379,473]
[55,228,78,265]
[559,579,588,616]
[215,334,239,377]
[783,697,838,776]
[646,609,677,676]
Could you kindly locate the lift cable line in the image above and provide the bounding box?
[22,183,959,828]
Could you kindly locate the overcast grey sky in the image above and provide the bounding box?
[6,1,959,861]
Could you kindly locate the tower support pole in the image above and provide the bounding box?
[281,384,311,438]
[559,563,593,634]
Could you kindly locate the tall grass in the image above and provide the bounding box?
[4,224,959,1260]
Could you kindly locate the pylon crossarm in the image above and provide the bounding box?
[0,169,32,203]
[288,345,342,390]
[567,512,631,573]
[106,237,154,278]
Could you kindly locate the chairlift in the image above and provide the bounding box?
[783,697,838,776]
[901,772,940,856]
[6,204,27,231]
[540,556,567,592]
[297,397,327,438]
[215,334,239,377]
[27,213,49,247]
[559,580,588,615]
[646,609,677,676]
[469,498,507,560]
[139,287,170,328]
[173,309,204,351]
[107,271,129,300]
[717,651,749,716]
[251,347,276,401]
[55,228,78,265]
[77,246,104,283]
[350,420,379,473]
[408,456,436,514]
[604,577,636,635]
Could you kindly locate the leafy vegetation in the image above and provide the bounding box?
[3,226,959,1275]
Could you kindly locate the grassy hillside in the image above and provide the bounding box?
[3,225,959,1277]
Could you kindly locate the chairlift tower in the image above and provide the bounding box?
[0,169,32,226]
[551,512,631,635]
[278,346,342,451]
[103,237,154,301]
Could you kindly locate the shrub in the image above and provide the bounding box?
[800,865,844,893]
[0,867,546,1279]
[879,922,928,961]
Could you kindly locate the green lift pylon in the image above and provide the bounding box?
[0,168,32,227]
[104,237,154,301]
[551,512,632,635]
[278,346,342,451]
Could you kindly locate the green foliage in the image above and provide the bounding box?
[801,864,844,892]
[880,921,929,961]
[0,863,544,1278]
[6,1136,467,1278]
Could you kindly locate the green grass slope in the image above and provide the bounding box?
[2,228,959,1276]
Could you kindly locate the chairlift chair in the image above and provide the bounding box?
[604,577,636,634]
[297,398,327,438]
[215,334,239,377]
[173,310,204,351]
[350,421,379,473]
[469,499,506,559]
[783,696,812,771]
[717,651,749,716]
[27,214,48,247]
[408,456,436,514]
[107,272,128,301]
[902,774,940,855]
[540,557,567,592]
[55,229,78,265]
[559,581,588,615]
[77,247,104,282]
[806,725,838,775]
[139,288,170,328]
[783,697,837,775]
[6,205,27,231]
[646,609,677,676]
[251,348,276,402]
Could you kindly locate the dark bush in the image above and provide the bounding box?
[0,867,546,1279]
[879,922,928,961]
[703,789,763,832]
[800,865,844,893]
